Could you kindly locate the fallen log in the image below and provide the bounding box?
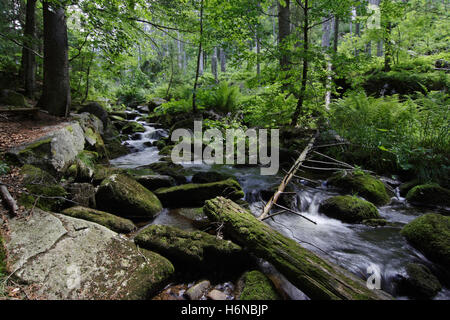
[204,197,392,300]
[259,134,317,221]
[0,184,18,215]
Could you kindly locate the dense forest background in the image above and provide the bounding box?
[0,0,449,185]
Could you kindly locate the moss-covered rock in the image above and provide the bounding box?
[192,171,237,184]
[65,183,96,208]
[92,164,125,185]
[96,173,162,219]
[73,151,98,182]
[155,179,244,208]
[327,171,391,206]
[134,224,248,272]
[399,180,421,197]
[396,263,442,299]
[0,89,28,107]
[122,122,145,134]
[62,206,136,234]
[319,196,380,223]
[238,271,280,300]
[18,165,67,212]
[362,219,389,227]
[401,214,450,268]
[135,175,176,190]
[84,127,107,157]
[143,161,187,184]
[406,184,450,208]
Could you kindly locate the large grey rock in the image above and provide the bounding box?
[4,209,174,300]
[7,122,85,174]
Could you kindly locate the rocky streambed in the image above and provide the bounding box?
[1,102,449,300]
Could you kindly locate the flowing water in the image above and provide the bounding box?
[110,111,450,300]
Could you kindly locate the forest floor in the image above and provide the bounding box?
[0,111,66,152]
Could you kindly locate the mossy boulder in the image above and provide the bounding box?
[154,179,244,208]
[79,102,109,128]
[362,219,389,227]
[135,175,175,191]
[192,171,237,184]
[238,271,280,300]
[73,151,98,182]
[122,122,145,134]
[319,196,380,223]
[401,214,450,268]
[62,206,136,234]
[18,165,67,212]
[134,224,248,272]
[406,184,450,208]
[0,89,28,107]
[96,174,162,220]
[92,164,125,185]
[142,161,187,184]
[399,180,421,197]
[84,127,107,157]
[327,171,391,206]
[396,263,442,299]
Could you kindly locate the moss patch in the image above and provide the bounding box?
[239,271,280,300]
[406,184,450,208]
[397,263,442,299]
[18,165,67,211]
[155,179,244,208]
[327,171,391,206]
[96,173,162,219]
[62,206,136,234]
[401,213,450,268]
[122,122,145,134]
[319,196,380,223]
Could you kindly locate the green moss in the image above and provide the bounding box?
[96,174,162,219]
[239,271,280,300]
[155,179,244,208]
[406,184,450,207]
[122,122,145,134]
[401,214,450,268]
[62,206,136,234]
[134,224,246,271]
[398,263,442,299]
[19,165,67,211]
[319,195,380,223]
[144,161,187,184]
[158,145,174,156]
[17,138,52,158]
[327,171,391,206]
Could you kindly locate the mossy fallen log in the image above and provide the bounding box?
[203,197,392,300]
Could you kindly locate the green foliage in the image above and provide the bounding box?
[115,86,147,107]
[0,160,9,175]
[331,91,449,184]
[197,81,241,113]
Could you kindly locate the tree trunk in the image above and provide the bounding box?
[204,197,392,300]
[278,0,291,70]
[333,16,339,53]
[291,0,309,126]
[384,23,392,71]
[192,0,204,114]
[22,0,37,98]
[211,47,218,83]
[38,2,71,117]
[322,16,332,49]
[219,47,226,72]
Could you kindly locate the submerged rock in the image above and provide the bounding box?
[185,280,210,300]
[62,206,136,234]
[4,209,174,299]
[319,195,380,223]
[134,225,248,272]
[401,213,450,268]
[142,161,188,184]
[237,271,280,300]
[154,179,244,207]
[395,263,442,299]
[136,175,176,190]
[19,165,67,212]
[327,171,391,206]
[96,174,162,219]
[406,184,450,208]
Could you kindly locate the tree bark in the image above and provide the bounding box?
[22,0,37,98]
[219,47,226,72]
[333,16,339,53]
[204,197,392,300]
[38,2,71,117]
[192,0,204,114]
[291,0,309,125]
[278,0,291,70]
[211,47,218,83]
[0,184,18,216]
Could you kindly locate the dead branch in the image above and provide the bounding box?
[273,203,317,225]
[0,184,18,216]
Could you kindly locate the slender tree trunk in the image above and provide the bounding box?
[211,47,218,83]
[192,0,204,114]
[219,47,226,72]
[384,22,392,71]
[278,0,291,70]
[291,0,309,126]
[333,17,339,53]
[81,47,94,104]
[38,2,71,117]
[322,16,332,48]
[22,0,37,98]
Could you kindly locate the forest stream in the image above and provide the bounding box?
[109,109,450,300]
